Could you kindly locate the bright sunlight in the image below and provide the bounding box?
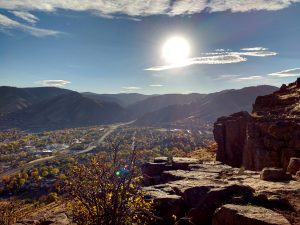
[162,36,190,64]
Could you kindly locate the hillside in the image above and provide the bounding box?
[125,93,206,119]
[82,92,151,107]
[134,85,278,127]
[0,92,124,130]
[0,86,72,114]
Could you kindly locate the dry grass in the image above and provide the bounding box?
[187,142,217,161]
[0,198,65,225]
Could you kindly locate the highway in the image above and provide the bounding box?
[0,122,130,177]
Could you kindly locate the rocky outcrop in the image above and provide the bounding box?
[214,78,300,171]
[142,157,300,225]
[212,204,291,225]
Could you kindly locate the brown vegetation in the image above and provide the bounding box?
[62,142,154,225]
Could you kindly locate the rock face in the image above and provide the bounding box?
[214,78,300,171]
[142,158,300,225]
[212,204,291,225]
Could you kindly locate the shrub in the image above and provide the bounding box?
[62,143,153,225]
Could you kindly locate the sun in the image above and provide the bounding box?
[162,36,190,64]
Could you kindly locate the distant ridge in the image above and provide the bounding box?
[0,85,278,131]
[0,86,72,113]
[133,85,278,127]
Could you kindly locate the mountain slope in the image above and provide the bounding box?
[134,85,278,126]
[0,86,72,114]
[125,93,206,119]
[82,93,151,107]
[1,92,124,130]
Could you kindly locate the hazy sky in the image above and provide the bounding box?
[0,1,299,94]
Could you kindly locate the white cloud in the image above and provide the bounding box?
[122,86,141,90]
[241,47,268,51]
[170,0,207,15]
[269,68,300,77]
[11,11,39,24]
[238,51,277,57]
[214,74,241,80]
[121,86,142,93]
[145,54,247,71]
[37,80,71,87]
[0,0,170,16]
[0,13,61,37]
[1,1,299,35]
[237,75,263,80]
[149,84,164,87]
[0,0,299,18]
[207,0,300,13]
[145,48,277,71]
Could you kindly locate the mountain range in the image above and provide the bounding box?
[0,85,278,131]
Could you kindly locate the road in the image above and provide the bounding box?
[0,122,131,177]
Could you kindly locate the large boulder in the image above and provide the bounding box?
[188,185,254,225]
[287,158,300,175]
[172,157,200,170]
[212,204,291,225]
[144,186,186,225]
[295,171,300,182]
[141,162,166,177]
[260,168,292,181]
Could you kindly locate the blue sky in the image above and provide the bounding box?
[0,1,299,94]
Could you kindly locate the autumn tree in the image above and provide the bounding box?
[62,139,153,225]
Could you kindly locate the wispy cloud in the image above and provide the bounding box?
[0,13,62,37]
[121,86,142,93]
[145,48,277,71]
[149,84,164,87]
[241,47,268,51]
[11,11,39,24]
[269,68,300,77]
[122,86,141,90]
[1,1,299,35]
[237,75,263,80]
[208,0,300,13]
[0,1,299,18]
[214,75,241,80]
[36,80,71,87]
[145,54,247,71]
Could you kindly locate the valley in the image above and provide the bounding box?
[1,2,299,224]
[0,80,299,225]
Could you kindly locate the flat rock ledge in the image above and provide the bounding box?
[15,213,71,225]
[142,157,300,225]
[213,204,291,225]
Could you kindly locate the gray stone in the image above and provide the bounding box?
[260,167,292,181]
[212,204,291,225]
[287,157,300,175]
